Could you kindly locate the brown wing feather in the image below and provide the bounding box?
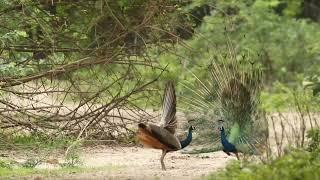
[137,123,181,151]
[137,125,170,150]
[148,124,181,150]
[159,81,177,134]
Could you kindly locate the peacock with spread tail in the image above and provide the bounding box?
[181,54,267,158]
[137,81,195,170]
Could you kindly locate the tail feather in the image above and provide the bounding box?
[159,81,177,134]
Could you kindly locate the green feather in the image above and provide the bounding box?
[228,123,240,144]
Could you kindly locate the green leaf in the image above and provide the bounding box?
[15,30,28,38]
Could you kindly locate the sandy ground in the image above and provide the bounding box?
[77,146,232,180]
[7,146,235,180]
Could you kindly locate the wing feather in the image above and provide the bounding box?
[159,81,177,134]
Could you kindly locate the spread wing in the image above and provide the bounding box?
[159,81,177,134]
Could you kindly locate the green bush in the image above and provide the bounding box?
[206,149,320,180]
[260,82,320,112]
[0,160,13,169]
[0,132,74,151]
[206,129,320,180]
[21,158,41,169]
[307,129,320,152]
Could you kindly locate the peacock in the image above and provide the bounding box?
[181,54,267,157]
[137,81,195,170]
[218,119,239,160]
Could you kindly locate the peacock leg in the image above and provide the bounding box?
[235,152,240,160]
[160,150,167,170]
[223,149,231,156]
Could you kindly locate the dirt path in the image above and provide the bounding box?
[16,146,234,180]
[75,146,232,180]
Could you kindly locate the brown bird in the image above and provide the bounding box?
[137,81,195,170]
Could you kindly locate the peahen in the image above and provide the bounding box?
[137,81,195,170]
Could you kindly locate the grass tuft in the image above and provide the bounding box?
[0,165,122,178]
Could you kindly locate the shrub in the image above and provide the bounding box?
[206,148,320,180]
[206,129,320,180]
[307,129,320,152]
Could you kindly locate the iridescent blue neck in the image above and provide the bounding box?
[180,128,193,149]
[220,127,228,144]
[219,126,237,152]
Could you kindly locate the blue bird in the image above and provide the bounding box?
[218,120,240,160]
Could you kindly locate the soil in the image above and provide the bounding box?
[9,146,236,180]
[75,146,233,180]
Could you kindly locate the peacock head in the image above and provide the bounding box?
[190,125,196,131]
[218,119,225,131]
[188,119,196,131]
